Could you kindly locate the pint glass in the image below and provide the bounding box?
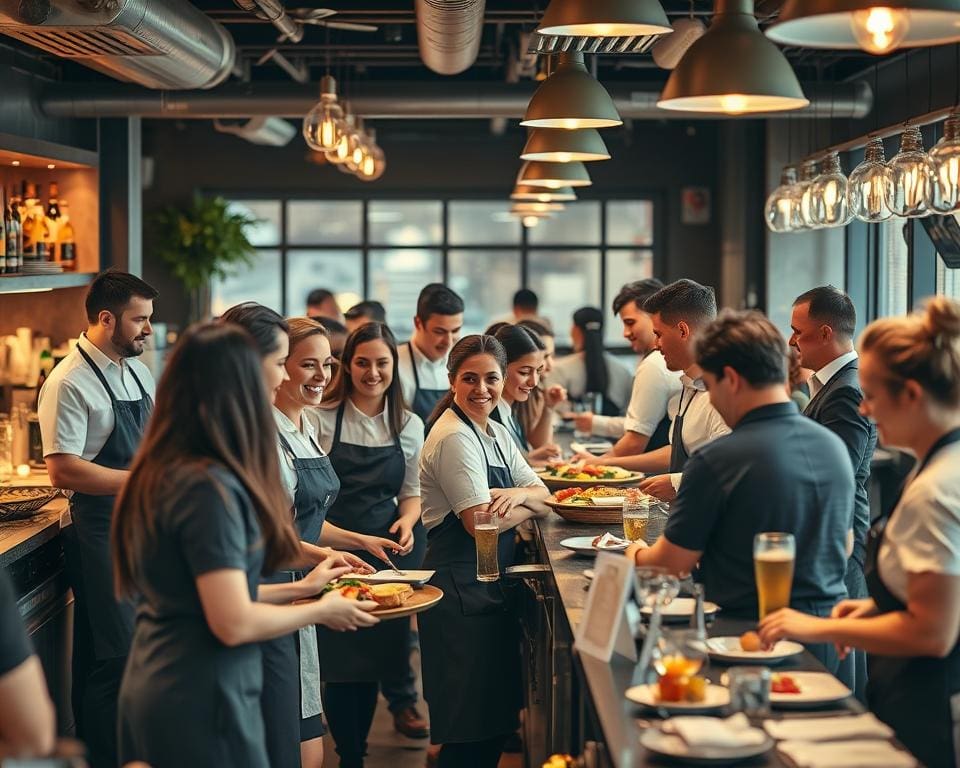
[754,532,795,618]
[474,510,500,582]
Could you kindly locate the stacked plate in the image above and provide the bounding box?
[20,261,64,274]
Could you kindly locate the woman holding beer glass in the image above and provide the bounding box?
[418,335,549,767]
[760,298,960,768]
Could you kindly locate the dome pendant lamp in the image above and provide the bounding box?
[517,160,593,189]
[520,128,611,163]
[521,52,623,130]
[657,0,809,115]
[511,184,578,202]
[767,1,960,55]
[536,0,672,38]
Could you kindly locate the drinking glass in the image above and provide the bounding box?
[653,627,709,679]
[727,666,772,716]
[622,490,649,543]
[474,510,499,582]
[754,532,796,618]
[645,501,669,545]
[0,415,12,484]
[634,566,680,611]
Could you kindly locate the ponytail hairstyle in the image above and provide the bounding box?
[426,334,508,428]
[493,323,546,364]
[859,297,960,407]
[326,322,407,438]
[573,306,608,398]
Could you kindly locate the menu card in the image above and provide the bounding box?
[576,552,637,662]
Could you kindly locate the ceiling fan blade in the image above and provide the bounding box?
[320,20,379,32]
[288,7,337,21]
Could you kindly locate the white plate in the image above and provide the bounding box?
[570,441,614,456]
[639,729,773,765]
[769,671,852,709]
[626,683,730,713]
[641,598,720,622]
[706,636,804,665]
[350,569,436,585]
[584,568,595,580]
[560,536,629,556]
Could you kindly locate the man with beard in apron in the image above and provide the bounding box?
[38,271,158,768]
[397,284,464,423]
[577,280,728,502]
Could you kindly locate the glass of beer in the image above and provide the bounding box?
[754,532,795,618]
[622,491,649,542]
[474,510,500,582]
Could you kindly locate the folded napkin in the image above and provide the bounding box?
[777,739,916,768]
[594,532,631,549]
[764,713,894,742]
[662,714,767,749]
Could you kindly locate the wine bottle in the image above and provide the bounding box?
[0,186,7,274]
[58,200,76,272]
[8,188,22,274]
[45,182,60,262]
[21,182,36,262]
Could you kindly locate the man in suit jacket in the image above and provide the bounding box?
[791,285,878,699]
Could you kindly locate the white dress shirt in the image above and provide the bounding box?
[38,333,156,461]
[666,374,731,490]
[273,407,329,503]
[809,350,859,399]
[545,351,635,411]
[396,340,450,410]
[591,351,683,438]
[419,408,544,531]
[316,399,424,500]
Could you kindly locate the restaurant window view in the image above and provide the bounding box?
[4,1,960,768]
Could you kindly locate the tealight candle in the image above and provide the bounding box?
[16,464,30,477]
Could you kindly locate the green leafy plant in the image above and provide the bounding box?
[152,195,260,321]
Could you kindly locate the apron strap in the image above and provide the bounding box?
[672,386,698,444]
[450,403,513,484]
[406,342,422,392]
[126,364,150,400]
[77,344,119,404]
[333,401,346,446]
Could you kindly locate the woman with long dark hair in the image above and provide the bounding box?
[316,321,428,765]
[489,324,560,464]
[515,319,566,449]
[419,335,549,767]
[221,303,400,768]
[113,323,377,768]
[547,307,633,416]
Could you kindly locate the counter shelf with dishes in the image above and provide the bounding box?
[529,513,918,767]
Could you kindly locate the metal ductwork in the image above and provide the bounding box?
[39,80,873,120]
[416,0,486,75]
[0,0,235,90]
[232,0,301,44]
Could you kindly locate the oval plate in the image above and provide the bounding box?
[706,636,804,665]
[639,729,774,766]
[560,535,629,556]
[769,671,853,709]
[369,585,444,621]
[626,683,730,713]
[640,598,721,623]
[536,471,644,487]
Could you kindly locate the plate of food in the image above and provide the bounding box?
[351,569,436,586]
[640,598,721,623]
[639,726,773,766]
[560,534,630,556]
[768,671,852,709]
[569,441,614,456]
[546,486,632,524]
[626,680,730,714]
[536,463,643,489]
[317,579,444,620]
[706,633,804,665]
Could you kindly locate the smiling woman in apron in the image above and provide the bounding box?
[759,297,960,768]
[418,334,549,768]
[221,304,402,768]
[489,324,561,465]
[113,324,378,768]
[316,321,427,767]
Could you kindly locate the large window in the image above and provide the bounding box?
[211,198,659,348]
[878,218,909,318]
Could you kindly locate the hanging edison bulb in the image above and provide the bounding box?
[358,128,386,182]
[848,7,910,55]
[326,106,356,166]
[810,152,852,228]
[849,137,894,222]
[302,75,345,152]
[765,166,802,233]
[797,159,821,230]
[929,111,960,213]
[886,125,936,217]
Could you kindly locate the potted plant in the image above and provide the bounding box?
[152,195,260,322]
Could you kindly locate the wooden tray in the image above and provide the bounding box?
[544,499,624,525]
[371,585,444,620]
[535,472,643,492]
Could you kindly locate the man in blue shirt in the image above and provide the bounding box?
[628,310,855,677]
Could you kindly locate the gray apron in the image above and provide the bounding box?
[668,386,698,473]
[406,342,447,423]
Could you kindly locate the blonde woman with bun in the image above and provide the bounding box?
[760,297,960,768]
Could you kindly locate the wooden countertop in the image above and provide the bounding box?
[0,471,68,568]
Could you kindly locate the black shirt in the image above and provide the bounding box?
[664,402,854,618]
[0,567,32,676]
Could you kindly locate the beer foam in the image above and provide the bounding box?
[755,550,794,562]
[475,524,499,532]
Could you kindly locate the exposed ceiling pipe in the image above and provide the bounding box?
[416,0,486,75]
[232,0,302,43]
[39,80,872,120]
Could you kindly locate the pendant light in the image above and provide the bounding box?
[811,152,853,227]
[511,185,578,202]
[326,106,356,166]
[929,111,960,213]
[886,125,936,217]
[520,128,610,163]
[657,0,808,115]
[535,0,672,37]
[521,52,622,130]
[303,75,346,152]
[764,166,803,233]
[517,160,592,189]
[767,1,960,55]
[849,137,894,222]
[797,159,822,230]
[347,117,368,174]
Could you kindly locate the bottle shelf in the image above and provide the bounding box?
[0,272,94,294]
